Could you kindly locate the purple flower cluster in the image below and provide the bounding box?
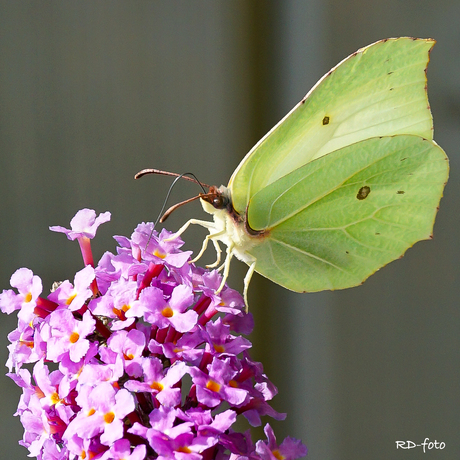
[0,209,307,460]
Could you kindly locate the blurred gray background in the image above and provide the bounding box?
[1,1,459,459]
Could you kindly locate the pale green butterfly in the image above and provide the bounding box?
[139,37,449,309]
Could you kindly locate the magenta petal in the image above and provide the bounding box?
[169,309,198,333]
[50,208,111,240]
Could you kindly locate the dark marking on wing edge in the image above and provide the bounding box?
[356,186,371,200]
[322,116,330,125]
[397,190,405,195]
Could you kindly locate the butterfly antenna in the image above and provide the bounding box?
[135,169,209,249]
[135,168,210,189]
[153,172,207,227]
[159,195,203,223]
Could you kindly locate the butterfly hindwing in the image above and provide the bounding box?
[245,135,448,292]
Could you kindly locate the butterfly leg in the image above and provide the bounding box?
[216,261,225,272]
[190,232,212,263]
[164,219,216,242]
[191,229,225,265]
[242,256,257,312]
[215,243,235,295]
[205,239,223,268]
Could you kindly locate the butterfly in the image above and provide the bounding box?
[138,37,448,309]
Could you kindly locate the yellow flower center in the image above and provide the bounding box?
[69,332,80,343]
[104,411,115,424]
[213,344,225,353]
[150,381,164,392]
[273,449,285,460]
[153,249,166,259]
[50,392,61,405]
[162,306,174,318]
[206,379,221,393]
[24,292,32,303]
[66,293,77,305]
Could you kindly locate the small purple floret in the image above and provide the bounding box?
[50,208,111,241]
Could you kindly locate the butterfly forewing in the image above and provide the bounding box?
[229,38,435,215]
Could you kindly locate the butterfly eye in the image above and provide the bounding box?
[213,196,223,207]
[200,187,230,210]
[212,194,229,209]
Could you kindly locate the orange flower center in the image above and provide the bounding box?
[206,379,221,393]
[104,411,115,424]
[50,392,61,405]
[213,344,225,353]
[150,381,164,392]
[153,249,166,259]
[66,293,77,305]
[69,332,80,343]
